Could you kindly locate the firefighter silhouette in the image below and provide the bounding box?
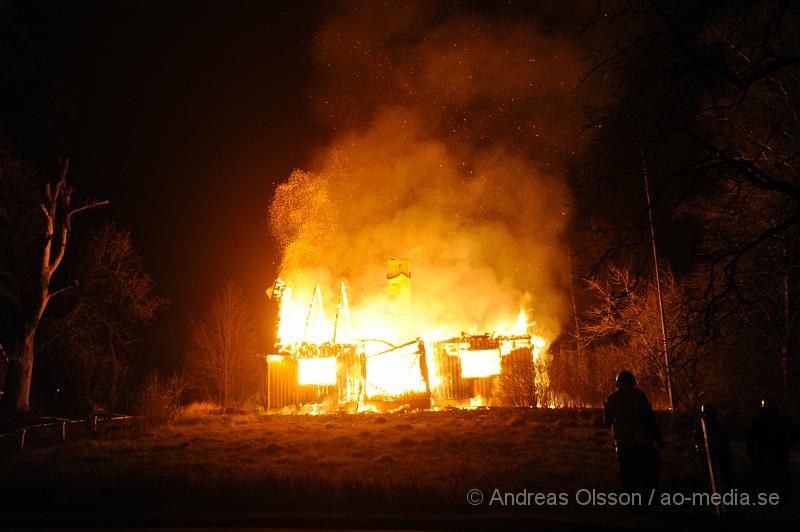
[747,398,799,488]
[604,370,663,494]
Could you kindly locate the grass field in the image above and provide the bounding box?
[1,405,798,529]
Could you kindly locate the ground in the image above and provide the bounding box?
[1,405,798,529]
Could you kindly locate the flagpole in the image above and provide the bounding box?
[642,150,675,412]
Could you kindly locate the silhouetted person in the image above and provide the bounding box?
[747,398,799,487]
[604,370,663,494]
[694,403,732,489]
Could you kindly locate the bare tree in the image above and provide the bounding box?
[1,159,107,415]
[499,348,536,407]
[189,281,259,409]
[574,262,710,409]
[43,224,166,417]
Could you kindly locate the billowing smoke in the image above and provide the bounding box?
[269,2,585,342]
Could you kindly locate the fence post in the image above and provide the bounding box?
[19,428,27,450]
[61,421,67,441]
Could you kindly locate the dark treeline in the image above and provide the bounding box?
[545,0,800,415]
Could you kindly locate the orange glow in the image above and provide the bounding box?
[277,281,545,348]
[273,276,548,406]
[277,283,331,346]
[362,341,429,397]
[298,357,337,385]
[460,349,502,378]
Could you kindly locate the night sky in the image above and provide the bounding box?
[4,2,331,368]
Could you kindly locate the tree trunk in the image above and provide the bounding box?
[4,296,48,416]
[3,331,35,415]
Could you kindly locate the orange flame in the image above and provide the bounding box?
[274,278,548,397]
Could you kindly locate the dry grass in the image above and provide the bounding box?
[1,407,796,527]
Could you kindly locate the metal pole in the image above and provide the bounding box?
[568,253,581,355]
[701,416,722,517]
[642,151,675,412]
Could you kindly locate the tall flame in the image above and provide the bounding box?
[273,277,548,396]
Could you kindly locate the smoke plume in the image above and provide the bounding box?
[269,1,586,341]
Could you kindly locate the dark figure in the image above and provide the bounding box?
[694,403,733,489]
[747,399,799,485]
[604,370,663,494]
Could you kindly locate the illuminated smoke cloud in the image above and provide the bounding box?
[269,2,586,341]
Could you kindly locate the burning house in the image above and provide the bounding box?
[266,260,546,413]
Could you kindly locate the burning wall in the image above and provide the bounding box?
[267,262,546,410]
